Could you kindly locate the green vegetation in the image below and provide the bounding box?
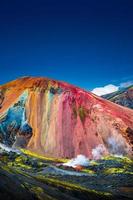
[78,107,87,122]
[73,106,87,122]
[0,146,133,200]
[81,168,95,174]
[34,175,112,197]
[105,167,133,175]
[102,155,133,164]
[21,148,68,163]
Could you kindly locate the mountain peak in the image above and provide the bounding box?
[0,77,133,158]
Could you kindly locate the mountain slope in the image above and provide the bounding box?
[0,77,133,158]
[102,85,133,109]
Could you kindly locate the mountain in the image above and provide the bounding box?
[0,77,133,158]
[102,85,133,109]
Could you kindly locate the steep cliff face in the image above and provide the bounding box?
[102,86,133,109]
[0,77,133,158]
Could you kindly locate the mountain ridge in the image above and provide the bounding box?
[0,76,133,158]
[102,85,133,109]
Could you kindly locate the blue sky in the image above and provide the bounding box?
[0,0,133,91]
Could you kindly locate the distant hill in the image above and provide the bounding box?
[102,85,133,109]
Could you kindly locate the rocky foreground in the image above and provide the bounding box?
[0,147,133,200]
